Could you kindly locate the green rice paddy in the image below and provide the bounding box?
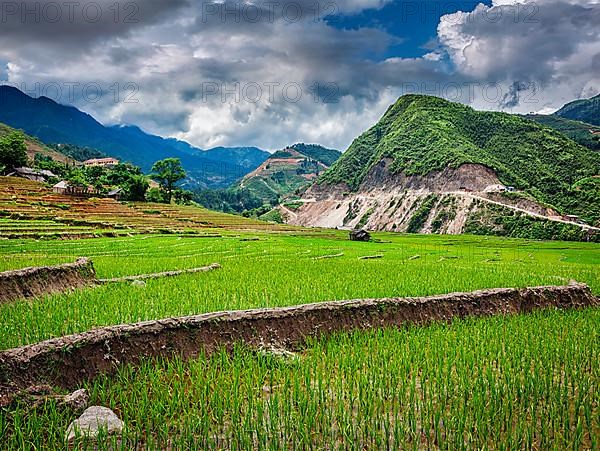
[1,230,599,449]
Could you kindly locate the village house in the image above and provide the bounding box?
[83,157,120,167]
[52,181,69,194]
[52,181,98,196]
[53,181,124,199]
[8,167,57,183]
[107,187,123,200]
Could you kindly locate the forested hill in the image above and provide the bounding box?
[524,115,600,151]
[290,143,341,166]
[317,94,600,224]
[555,94,600,126]
[0,122,76,164]
[235,144,340,205]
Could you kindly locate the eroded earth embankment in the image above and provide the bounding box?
[0,258,96,304]
[0,259,221,304]
[1,282,597,400]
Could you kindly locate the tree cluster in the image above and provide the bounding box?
[0,131,28,173]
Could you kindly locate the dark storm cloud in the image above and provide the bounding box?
[499,81,535,109]
[0,0,598,150]
[188,0,385,32]
[106,45,149,65]
[0,0,189,47]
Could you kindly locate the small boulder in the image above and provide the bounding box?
[131,280,146,288]
[65,406,124,443]
[61,388,89,411]
[349,229,371,242]
[259,346,298,362]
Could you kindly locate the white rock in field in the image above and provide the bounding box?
[259,346,298,360]
[65,406,124,442]
[131,280,146,287]
[62,388,89,410]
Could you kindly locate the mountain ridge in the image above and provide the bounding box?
[524,114,599,151]
[0,85,269,188]
[317,95,599,218]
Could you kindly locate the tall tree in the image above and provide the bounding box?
[151,158,186,203]
[0,131,28,173]
[123,175,150,201]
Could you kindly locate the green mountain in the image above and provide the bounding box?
[524,115,600,151]
[290,143,341,166]
[238,144,340,204]
[318,95,600,224]
[555,94,600,126]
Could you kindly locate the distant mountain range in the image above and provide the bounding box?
[0,85,269,188]
[287,94,600,239]
[523,93,600,151]
[555,94,600,126]
[236,143,341,204]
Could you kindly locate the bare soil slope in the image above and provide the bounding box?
[289,163,598,239]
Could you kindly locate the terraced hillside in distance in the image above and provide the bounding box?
[0,177,301,239]
[237,144,341,205]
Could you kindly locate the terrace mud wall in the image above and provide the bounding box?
[1,282,597,401]
[0,258,96,304]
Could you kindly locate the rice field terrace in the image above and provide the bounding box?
[0,189,599,448]
[0,232,599,348]
[0,177,299,238]
[5,309,598,450]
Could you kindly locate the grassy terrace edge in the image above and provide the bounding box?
[1,281,596,402]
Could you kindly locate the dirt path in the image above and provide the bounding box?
[279,205,298,220]
[0,258,96,304]
[452,192,600,231]
[98,263,221,283]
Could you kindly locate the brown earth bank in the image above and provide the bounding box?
[291,163,504,230]
[0,258,96,304]
[290,162,596,236]
[0,282,597,402]
[0,259,222,304]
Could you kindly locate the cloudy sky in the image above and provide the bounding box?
[1,0,599,151]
